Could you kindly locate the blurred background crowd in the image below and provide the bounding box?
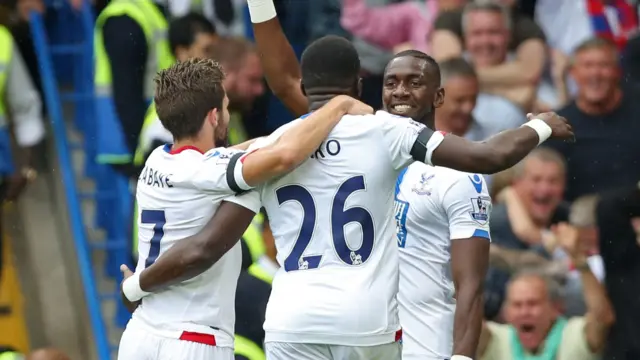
[0,0,639,359]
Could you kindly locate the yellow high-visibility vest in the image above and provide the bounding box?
[242,213,265,262]
[234,335,265,360]
[247,262,273,284]
[0,352,25,360]
[94,0,175,164]
[0,25,14,123]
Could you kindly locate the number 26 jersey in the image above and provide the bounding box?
[250,111,445,347]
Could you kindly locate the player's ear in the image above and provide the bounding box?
[208,108,218,127]
[433,87,445,108]
[300,80,306,96]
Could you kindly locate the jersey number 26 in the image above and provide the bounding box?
[277,175,374,272]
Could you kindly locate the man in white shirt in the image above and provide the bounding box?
[118,57,373,360]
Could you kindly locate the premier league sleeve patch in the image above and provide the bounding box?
[469,196,491,225]
[205,149,239,166]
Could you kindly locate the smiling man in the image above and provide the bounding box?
[490,148,569,252]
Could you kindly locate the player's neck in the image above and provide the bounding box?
[306,89,355,112]
[173,137,214,154]
[419,113,436,131]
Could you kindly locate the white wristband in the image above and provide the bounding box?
[522,118,552,145]
[451,356,473,360]
[122,272,151,302]
[247,0,277,23]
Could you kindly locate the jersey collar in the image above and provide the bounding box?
[164,144,204,155]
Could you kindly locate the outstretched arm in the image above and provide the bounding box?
[380,112,572,174]
[140,201,256,292]
[122,199,258,303]
[248,0,308,117]
[428,114,573,174]
[432,127,539,174]
[236,95,371,188]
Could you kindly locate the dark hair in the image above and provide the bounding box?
[300,35,360,89]
[439,57,477,84]
[212,36,255,71]
[154,58,226,140]
[391,49,441,86]
[168,13,216,56]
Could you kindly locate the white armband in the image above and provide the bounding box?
[122,272,151,302]
[247,0,277,23]
[425,130,446,165]
[522,118,552,146]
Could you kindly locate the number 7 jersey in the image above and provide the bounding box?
[250,111,445,347]
[133,144,261,348]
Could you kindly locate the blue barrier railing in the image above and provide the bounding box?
[29,9,111,360]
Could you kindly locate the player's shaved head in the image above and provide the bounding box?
[382,49,444,126]
[300,36,361,94]
[389,49,441,87]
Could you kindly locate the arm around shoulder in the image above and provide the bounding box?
[430,116,560,174]
[136,198,259,294]
[239,96,370,186]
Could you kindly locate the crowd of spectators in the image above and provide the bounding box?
[1,0,640,359]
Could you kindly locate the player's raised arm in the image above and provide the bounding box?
[247,0,308,116]
[229,95,372,189]
[429,113,574,174]
[444,174,491,358]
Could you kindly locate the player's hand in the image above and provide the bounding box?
[120,264,141,313]
[346,99,373,116]
[333,95,373,116]
[527,112,575,142]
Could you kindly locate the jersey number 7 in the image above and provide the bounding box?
[276,175,374,272]
[140,209,166,268]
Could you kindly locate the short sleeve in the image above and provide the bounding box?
[224,190,262,214]
[442,173,492,241]
[170,148,252,194]
[377,111,444,169]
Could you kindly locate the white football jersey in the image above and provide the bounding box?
[248,111,445,346]
[132,144,261,348]
[394,163,491,359]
